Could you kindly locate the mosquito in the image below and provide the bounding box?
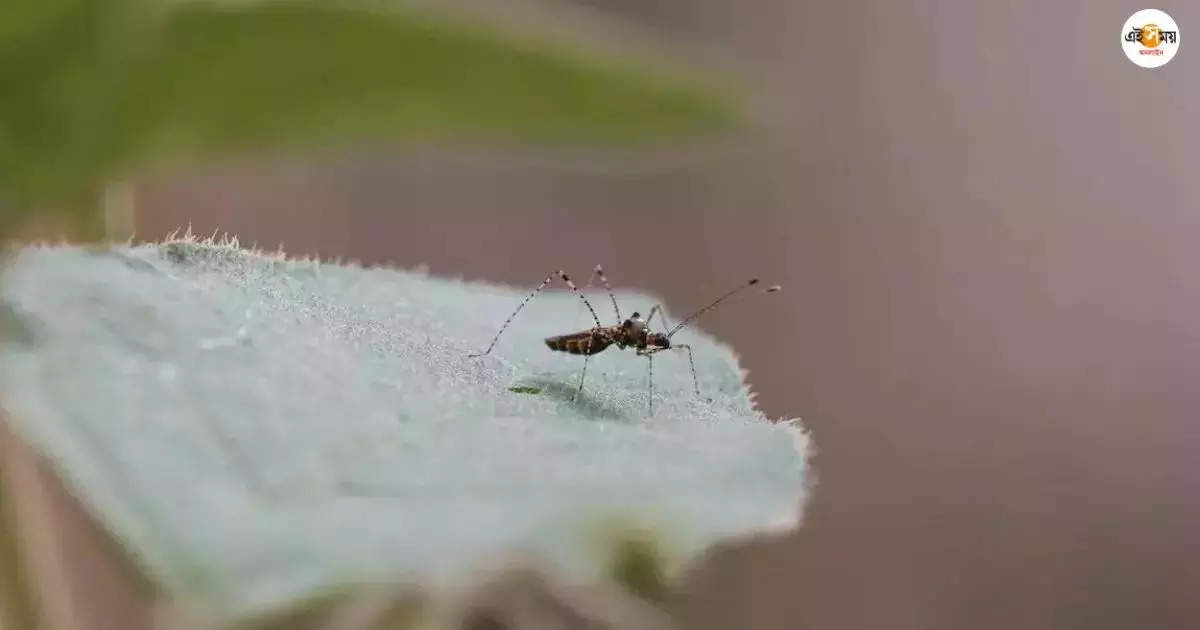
[467,266,780,414]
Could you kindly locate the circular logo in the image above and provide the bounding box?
[1122,9,1180,68]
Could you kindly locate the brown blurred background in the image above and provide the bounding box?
[134,1,1199,628]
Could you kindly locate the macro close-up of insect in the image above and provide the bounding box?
[468,266,781,413]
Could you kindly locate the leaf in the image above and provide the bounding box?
[0,0,159,230]
[0,0,737,214]
[0,238,806,620]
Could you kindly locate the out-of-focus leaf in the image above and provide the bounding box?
[0,0,737,228]
[0,238,806,620]
[0,0,158,232]
[114,3,736,161]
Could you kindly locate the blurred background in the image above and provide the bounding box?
[8,0,1200,628]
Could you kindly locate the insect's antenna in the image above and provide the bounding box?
[666,278,781,339]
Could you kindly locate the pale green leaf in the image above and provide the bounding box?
[0,239,805,620]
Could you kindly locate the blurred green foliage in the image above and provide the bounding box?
[0,0,736,239]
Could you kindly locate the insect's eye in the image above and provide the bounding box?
[622,319,633,329]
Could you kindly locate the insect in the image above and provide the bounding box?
[467,266,780,414]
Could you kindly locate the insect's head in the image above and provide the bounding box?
[646,331,670,349]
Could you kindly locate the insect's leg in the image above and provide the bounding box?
[468,270,602,357]
[575,335,592,401]
[644,304,673,333]
[636,348,655,415]
[577,265,621,326]
[641,345,701,398]
[648,354,654,415]
[591,265,621,323]
[672,344,701,397]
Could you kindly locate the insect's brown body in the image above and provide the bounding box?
[545,330,615,355]
[544,324,670,356]
[469,266,778,414]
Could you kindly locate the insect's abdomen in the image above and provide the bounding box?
[545,332,612,355]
